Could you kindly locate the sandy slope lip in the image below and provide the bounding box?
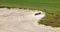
[0,8,60,32]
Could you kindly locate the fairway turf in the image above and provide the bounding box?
[0,0,60,27]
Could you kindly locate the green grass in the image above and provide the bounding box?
[0,0,60,27]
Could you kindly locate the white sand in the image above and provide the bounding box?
[0,8,60,32]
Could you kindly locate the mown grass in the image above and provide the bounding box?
[0,0,60,27]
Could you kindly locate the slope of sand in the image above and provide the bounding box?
[0,8,60,32]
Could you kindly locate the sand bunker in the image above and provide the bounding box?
[0,8,60,32]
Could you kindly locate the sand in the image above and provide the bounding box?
[0,8,60,32]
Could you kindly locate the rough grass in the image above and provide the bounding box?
[0,0,60,27]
